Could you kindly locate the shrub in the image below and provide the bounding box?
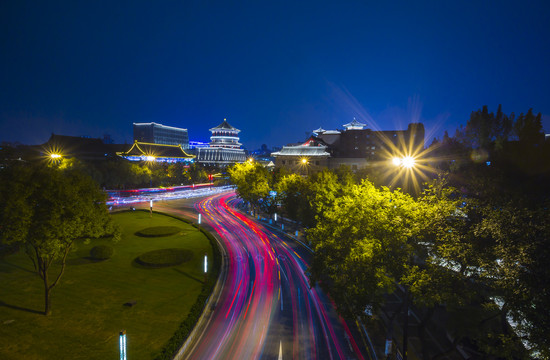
[90,245,114,260]
[135,226,182,237]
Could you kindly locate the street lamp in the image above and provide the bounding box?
[300,158,309,176]
[391,154,417,360]
[392,156,415,168]
[402,156,415,168]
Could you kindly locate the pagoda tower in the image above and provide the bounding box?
[209,119,242,148]
[196,118,247,166]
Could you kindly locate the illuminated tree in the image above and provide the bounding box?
[228,162,270,212]
[0,163,119,315]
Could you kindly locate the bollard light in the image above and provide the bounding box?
[204,253,208,273]
[198,213,202,225]
[119,330,127,360]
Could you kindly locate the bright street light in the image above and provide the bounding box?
[145,155,155,162]
[392,156,415,168]
[301,158,308,164]
[402,156,415,168]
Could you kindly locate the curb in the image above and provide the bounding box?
[173,224,228,360]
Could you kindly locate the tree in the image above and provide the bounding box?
[275,173,311,223]
[477,204,550,358]
[0,163,119,315]
[228,162,270,212]
[308,180,423,316]
[514,108,544,146]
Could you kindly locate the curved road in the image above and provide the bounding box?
[154,191,367,359]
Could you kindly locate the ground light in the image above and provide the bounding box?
[119,330,127,360]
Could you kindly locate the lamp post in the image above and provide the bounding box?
[391,155,416,360]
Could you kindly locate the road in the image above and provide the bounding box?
[151,191,368,360]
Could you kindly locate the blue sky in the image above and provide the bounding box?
[1,1,549,149]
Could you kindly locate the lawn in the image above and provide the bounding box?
[0,210,213,360]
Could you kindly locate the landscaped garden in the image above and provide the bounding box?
[0,210,217,360]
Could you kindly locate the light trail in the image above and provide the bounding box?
[178,191,367,359]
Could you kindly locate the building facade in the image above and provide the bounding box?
[196,119,247,166]
[133,122,189,148]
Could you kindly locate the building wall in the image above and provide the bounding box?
[133,123,189,148]
[274,156,330,175]
[196,147,247,166]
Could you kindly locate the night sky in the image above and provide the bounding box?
[1,1,549,150]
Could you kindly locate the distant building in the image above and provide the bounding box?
[117,141,194,163]
[196,119,247,166]
[189,140,209,149]
[38,134,123,161]
[272,119,425,173]
[133,122,189,148]
[271,137,331,175]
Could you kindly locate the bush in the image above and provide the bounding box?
[90,245,114,260]
[135,226,182,237]
[136,249,194,268]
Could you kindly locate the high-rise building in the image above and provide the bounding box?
[133,122,189,148]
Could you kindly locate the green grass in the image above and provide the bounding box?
[136,248,194,267]
[135,226,184,237]
[0,210,213,360]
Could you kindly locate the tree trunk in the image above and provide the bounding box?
[419,306,436,359]
[43,270,51,316]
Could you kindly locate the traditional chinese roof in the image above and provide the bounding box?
[117,141,195,159]
[312,127,326,135]
[209,118,240,133]
[41,134,123,160]
[271,144,330,157]
[343,117,366,130]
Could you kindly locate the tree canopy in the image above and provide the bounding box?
[0,163,119,315]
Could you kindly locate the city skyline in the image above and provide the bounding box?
[1,1,549,150]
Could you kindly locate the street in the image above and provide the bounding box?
[150,191,369,359]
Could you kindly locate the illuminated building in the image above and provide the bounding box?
[196,119,247,166]
[117,141,195,163]
[133,122,189,148]
[273,119,425,173]
[271,138,331,175]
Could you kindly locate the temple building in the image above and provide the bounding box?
[133,122,189,148]
[270,137,331,175]
[272,119,425,173]
[117,141,195,163]
[196,119,247,166]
